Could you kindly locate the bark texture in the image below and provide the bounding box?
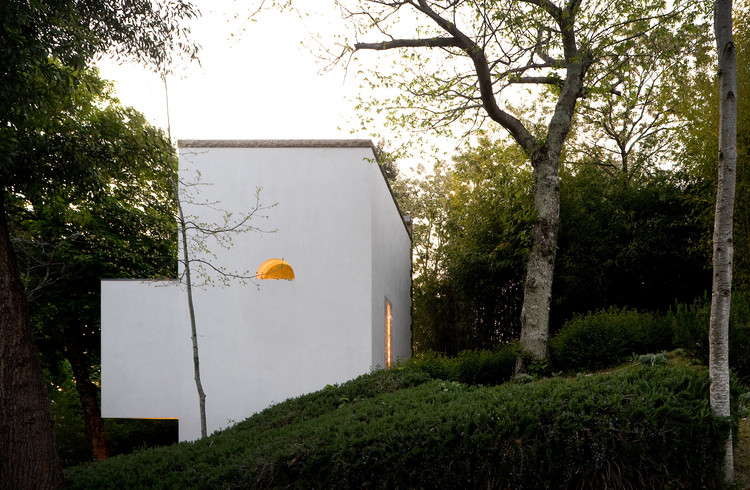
[517,152,560,365]
[516,57,588,372]
[710,0,737,483]
[66,344,109,460]
[0,193,64,489]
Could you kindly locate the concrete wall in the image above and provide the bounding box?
[101,140,411,441]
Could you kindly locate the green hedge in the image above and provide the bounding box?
[550,307,673,372]
[670,291,750,380]
[408,345,517,385]
[66,365,732,489]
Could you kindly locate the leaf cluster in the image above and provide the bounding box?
[0,0,200,183]
[672,2,750,291]
[553,165,710,324]
[670,291,750,382]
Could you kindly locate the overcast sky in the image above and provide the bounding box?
[96,1,361,142]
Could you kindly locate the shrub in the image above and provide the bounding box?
[453,346,517,385]
[65,365,734,489]
[408,351,456,381]
[550,307,673,372]
[670,291,750,380]
[408,345,517,385]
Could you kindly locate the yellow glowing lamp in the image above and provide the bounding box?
[256,259,295,280]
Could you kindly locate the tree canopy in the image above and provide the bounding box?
[9,67,178,463]
[0,2,199,487]
[338,0,703,370]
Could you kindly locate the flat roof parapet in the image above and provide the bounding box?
[178,139,376,150]
[177,137,410,239]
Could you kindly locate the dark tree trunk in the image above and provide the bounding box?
[66,342,109,461]
[0,192,63,489]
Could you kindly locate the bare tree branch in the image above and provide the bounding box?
[355,37,458,49]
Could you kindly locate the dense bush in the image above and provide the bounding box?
[66,365,733,489]
[670,291,750,380]
[408,345,517,386]
[550,307,673,372]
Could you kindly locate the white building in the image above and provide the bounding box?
[101,140,412,441]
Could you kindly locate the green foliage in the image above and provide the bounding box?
[406,137,533,354]
[407,137,711,353]
[6,66,178,461]
[407,346,518,386]
[65,365,733,489]
[0,0,199,177]
[550,307,673,372]
[638,353,668,366]
[554,165,710,327]
[443,138,532,349]
[670,292,750,381]
[46,362,178,467]
[673,4,750,292]
[103,419,179,460]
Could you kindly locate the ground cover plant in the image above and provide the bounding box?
[66,361,735,489]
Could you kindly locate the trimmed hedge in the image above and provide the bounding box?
[550,307,673,372]
[66,365,732,489]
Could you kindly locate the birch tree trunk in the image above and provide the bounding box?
[710,0,737,484]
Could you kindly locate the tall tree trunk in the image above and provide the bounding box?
[66,342,109,461]
[165,80,206,438]
[515,58,586,374]
[170,161,207,439]
[0,192,63,489]
[517,151,560,370]
[710,0,737,484]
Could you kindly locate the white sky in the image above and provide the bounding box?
[96,1,362,142]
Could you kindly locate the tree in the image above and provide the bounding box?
[9,69,178,462]
[442,139,533,350]
[166,139,275,439]
[554,164,710,326]
[709,0,737,483]
[0,2,198,487]
[572,16,712,178]
[339,0,693,371]
[405,137,708,352]
[674,4,750,293]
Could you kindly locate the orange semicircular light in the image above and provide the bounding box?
[257,259,295,280]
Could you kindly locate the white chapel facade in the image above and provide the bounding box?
[101,140,412,441]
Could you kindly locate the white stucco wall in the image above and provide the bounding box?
[101,140,411,441]
[369,164,413,367]
[101,280,192,420]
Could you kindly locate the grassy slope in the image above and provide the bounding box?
[65,359,736,489]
